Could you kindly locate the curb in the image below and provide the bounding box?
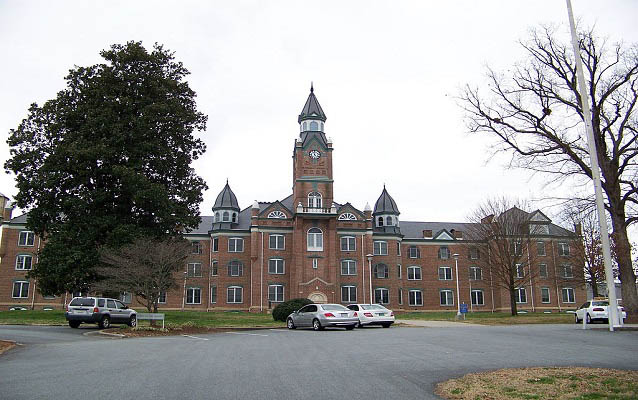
[83,330,125,338]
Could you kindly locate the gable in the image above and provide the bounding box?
[434,230,454,240]
[529,210,551,223]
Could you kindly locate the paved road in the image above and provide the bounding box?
[1,324,637,400]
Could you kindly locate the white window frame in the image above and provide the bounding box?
[18,231,35,246]
[340,236,356,252]
[186,287,201,304]
[312,258,318,269]
[268,285,284,303]
[268,258,285,274]
[191,241,202,254]
[227,286,243,304]
[562,287,575,303]
[407,266,422,280]
[471,289,484,306]
[307,228,323,251]
[228,237,244,252]
[562,265,573,278]
[374,264,389,279]
[158,291,167,304]
[408,289,423,306]
[469,266,482,280]
[187,262,202,277]
[408,246,419,259]
[438,246,450,259]
[373,241,388,256]
[308,192,322,208]
[341,285,357,303]
[211,260,218,276]
[338,213,356,221]
[12,281,29,298]
[397,264,402,279]
[212,237,219,252]
[438,266,452,280]
[541,287,551,303]
[440,289,454,306]
[539,263,548,278]
[228,260,243,277]
[515,287,527,303]
[558,242,570,256]
[516,264,525,279]
[15,254,33,270]
[269,234,285,250]
[469,246,479,260]
[374,288,389,304]
[210,286,217,304]
[537,241,546,256]
[120,292,132,304]
[340,259,356,275]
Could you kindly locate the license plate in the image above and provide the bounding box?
[340,313,348,317]
[377,313,385,316]
[75,310,86,314]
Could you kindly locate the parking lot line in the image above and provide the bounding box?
[182,334,209,341]
[226,332,269,337]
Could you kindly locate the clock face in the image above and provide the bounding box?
[309,150,321,159]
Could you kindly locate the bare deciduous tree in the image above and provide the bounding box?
[460,25,638,317]
[96,237,190,314]
[467,198,547,315]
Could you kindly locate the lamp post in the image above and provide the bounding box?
[453,253,461,318]
[182,270,188,311]
[366,254,373,304]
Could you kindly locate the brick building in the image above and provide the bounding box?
[0,87,585,312]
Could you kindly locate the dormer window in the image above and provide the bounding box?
[223,211,230,222]
[377,217,384,227]
[308,192,322,208]
[231,212,237,223]
[214,212,220,222]
[386,216,393,226]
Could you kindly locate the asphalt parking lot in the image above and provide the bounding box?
[1,324,637,400]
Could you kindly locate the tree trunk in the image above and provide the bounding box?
[590,275,600,298]
[611,218,638,320]
[509,286,518,316]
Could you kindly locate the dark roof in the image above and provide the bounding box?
[298,85,326,123]
[6,213,27,224]
[373,186,399,215]
[213,181,240,211]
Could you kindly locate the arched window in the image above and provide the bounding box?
[303,122,308,131]
[308,192,322,208]
[231,212,237,223]
[310,121,318,131]
[386,216,393,226]
[307,227,323,251]
[222,211,230,222]
[215,212,220,222]
[338,212,356,220]
[268,210,286,219]
[377,217,384,227]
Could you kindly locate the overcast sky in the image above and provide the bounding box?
[1,1,637,230]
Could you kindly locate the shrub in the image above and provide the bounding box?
[272,298,312,322]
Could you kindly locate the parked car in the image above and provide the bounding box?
[65,297,137,329]
[574,299,627,324]
[286,303,358,331]
[346,304,395,328]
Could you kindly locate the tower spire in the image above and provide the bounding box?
[311,81,314,93]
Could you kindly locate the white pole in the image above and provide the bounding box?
[454,254,461,317]
[469,270,473,312]
[566,0,620,331]
[367,254,373,303]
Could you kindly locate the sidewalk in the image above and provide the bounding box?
[396,319,486,328]
[582,323,638,331]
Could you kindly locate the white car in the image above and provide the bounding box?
[575,299,627,324]
[346,304,395,328]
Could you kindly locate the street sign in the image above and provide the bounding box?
[460,303,468,314]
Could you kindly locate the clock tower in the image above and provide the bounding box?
[292,84,334,211]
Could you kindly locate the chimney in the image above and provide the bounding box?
[423,230,432,238]
[3,200,14,221]
[454,230,463,239]
[574,223,582,235]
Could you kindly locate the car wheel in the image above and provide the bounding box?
[586,314,592,324]
[574,314,580,324]
[68,321,80,328]
[287,318,296,330]
[356,321,363,329]
[312,319,323,331]
[382,323,391,328]
[99,315,111,329]
[345,325,355,331]
[128,315,137,328]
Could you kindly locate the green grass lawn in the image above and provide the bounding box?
[0,309,283,328]
[397,311,574,325]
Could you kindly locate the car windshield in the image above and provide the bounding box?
[361,305,386,310]
[592,301,609,306]
[321,304,349,311]
[70,298,95,306]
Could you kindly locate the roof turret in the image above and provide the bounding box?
[213,180,240,211]
[298,83,327,123]
[373,186,400,215]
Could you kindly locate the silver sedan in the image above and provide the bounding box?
[287,303,358,331]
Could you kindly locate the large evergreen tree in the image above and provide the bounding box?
[5,41,208,295]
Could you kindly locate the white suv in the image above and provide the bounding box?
[575,299,626,324]
[65,297,137,329]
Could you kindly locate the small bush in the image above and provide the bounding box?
[272,298,312,322]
